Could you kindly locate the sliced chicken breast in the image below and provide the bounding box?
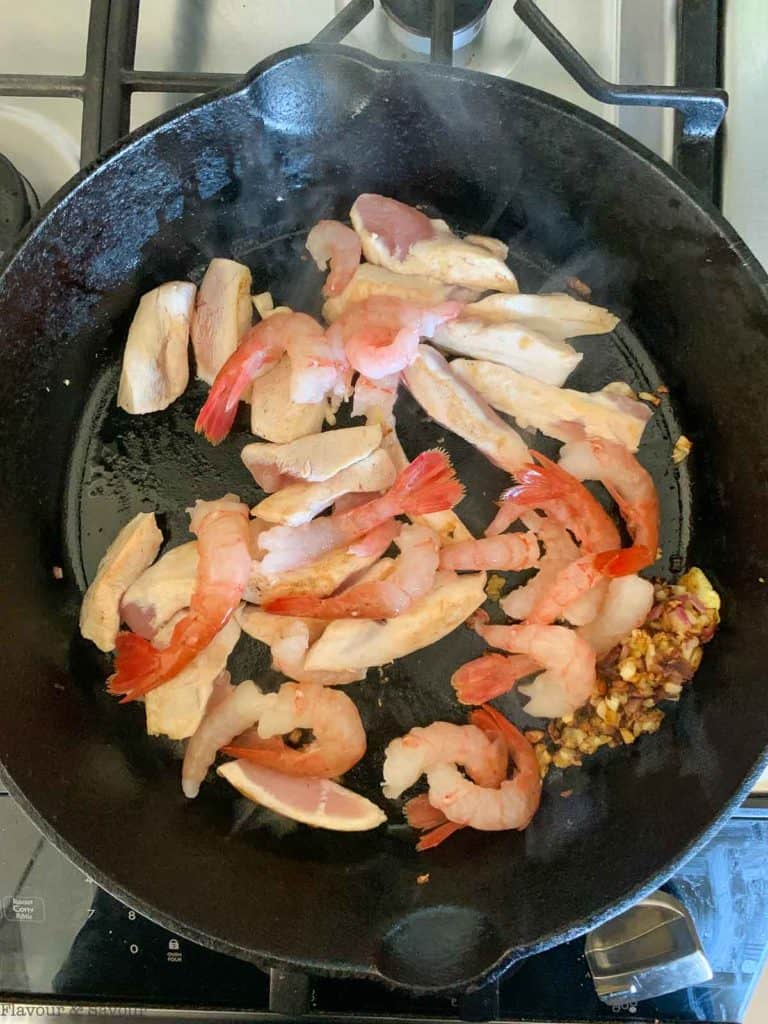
[403,345,530,473]
[250,356,327,443]
[252,449,396,526]
[245,541,392,605]
[120,541,198,639]
[322,264,476,322]
[452,359,652,451]
[304,571,486,671]
[238,605,325,647]
[433,319,582,386]
[241,424,382,492]
[144,617,241,740]
[350,195,518,293]
[117,282,196,414]
[80,512,163,652]
[237,608,364,685]
[467,292,619,341]
[191,258,252,384]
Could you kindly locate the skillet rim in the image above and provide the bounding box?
[0,42,767,991]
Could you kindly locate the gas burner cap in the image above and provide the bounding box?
[382,0,492,55]
[0,153,38,256]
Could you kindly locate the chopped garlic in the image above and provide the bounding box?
[672,435,693,463]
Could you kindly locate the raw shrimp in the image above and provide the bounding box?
[182,679,267,798]
[327,295,461,379]
[404,706,510,850]
[559,438,660,567]
[195,313,294,443]
[425,705,541,833]
[257,449,463,574]
[382,720,508,799]
[351,194,435,259]
[500,512,580,621]
[284,314,347,404]
[439,531,540,572]
[306,220,362,296]
[489,452,620,554]
[109,496,252,702]
[468,612,596,716]
[525,545,652,626]
[223,681,366,778]
[264,524,439,620]
[404,793,450,831]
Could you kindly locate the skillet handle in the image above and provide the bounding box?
[514,0,727,202]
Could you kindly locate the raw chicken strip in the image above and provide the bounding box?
[350,195,518,293]
[245,523,399,605]
[241,424,382,492]
[433,320,582,387]
[144,616,241,740]
[238,605,324,647]
[403,344,529,472]
[322,264,475,322]
[463,234,509,260]
[80,512,163,652]
[578,575,654,655]
[352,373,400,427]
[218,760,386,831]
[304,571,486,672]
[452,360,652,451]
[467,292,619,341]
[121,542,198,639]
[238,607,364,686]
[191,258,252,384]
[250,356,327,443]
[117,282,196,414]
[380,429,472,545]
[252,449,396,525]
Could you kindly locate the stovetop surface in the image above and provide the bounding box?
[1,792,766,1023]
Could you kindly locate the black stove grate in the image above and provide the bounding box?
[0,0,726,199]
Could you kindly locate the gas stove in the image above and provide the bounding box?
[1,2,767,1022]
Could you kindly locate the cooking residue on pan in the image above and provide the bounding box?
[77,193,720,850]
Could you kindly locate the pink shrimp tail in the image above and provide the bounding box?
[405,794,448,831]
[195,325,282,443]
[452,653,538,704]
[387,449,464,516]
[475,704,538,772]
[222,736,285,762]
[108,631,161,702]
[347,519,401,556]
[594,544,653,576]
[416,820,464,852]
[502,458,565,506]
[264,594,328,618]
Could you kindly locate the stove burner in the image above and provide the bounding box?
[0,154,37,255]
[382,0,492,54]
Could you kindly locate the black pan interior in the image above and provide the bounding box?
[0,46,766,991]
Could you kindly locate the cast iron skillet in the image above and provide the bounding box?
[0,45,767,993]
